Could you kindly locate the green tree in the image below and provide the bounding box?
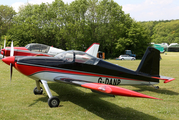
[152,20,179,44]
[116,21,151,57]
[6,0,152,58]
[0,5,16,42]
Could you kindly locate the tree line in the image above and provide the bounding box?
[2,0,177,58]
[141,19,179,45]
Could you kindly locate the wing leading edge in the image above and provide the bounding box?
[54,76,161,100]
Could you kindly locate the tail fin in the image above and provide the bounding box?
[85,43,99,57]
[136,47,160,77]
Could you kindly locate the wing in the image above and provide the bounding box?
[54,76,161,100]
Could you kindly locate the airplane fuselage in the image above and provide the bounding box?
[14,56,159,86]
[1,43,65,57]
[1,47,51,56]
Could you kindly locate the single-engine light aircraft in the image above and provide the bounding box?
[2,47,175,107]
[1,43,64,57]
[1,42,99,58]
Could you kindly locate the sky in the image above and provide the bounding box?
[1,0,179,21]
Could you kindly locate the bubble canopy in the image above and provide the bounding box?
[25,43,50,53]
[55,50,100,65]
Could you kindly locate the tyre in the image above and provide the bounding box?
[48,96,60,108]
[33,87,43,95]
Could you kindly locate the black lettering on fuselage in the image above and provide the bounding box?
[98,77,121,85]
[109,79,113,85]
[113,79,117,85]
[98,77,102,83]
[105,78,109,84]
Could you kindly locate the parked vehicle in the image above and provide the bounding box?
[125,50,136,57]
[116,55,136,60]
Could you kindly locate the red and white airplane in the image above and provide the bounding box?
[1,43,63,57]
[1,42,99,57]
[2,46,175,108]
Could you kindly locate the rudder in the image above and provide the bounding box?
[136,47,160,77]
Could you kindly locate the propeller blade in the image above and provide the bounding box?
[2,56,15,82]
[10,63,13,82]
[4,39,6,49]
[10,41,14,56]
[3,51,5,58]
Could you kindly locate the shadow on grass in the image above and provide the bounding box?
[131,85,179,95]
[29,83,160,120]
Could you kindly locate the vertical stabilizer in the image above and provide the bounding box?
[136,47,160,77]
[85,43,99,57]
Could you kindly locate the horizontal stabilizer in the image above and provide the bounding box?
[152,76,175,83]
[54,76,161,100]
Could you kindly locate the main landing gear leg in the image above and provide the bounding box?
[41,80,60,108]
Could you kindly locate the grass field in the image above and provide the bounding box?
[0,52,179,120]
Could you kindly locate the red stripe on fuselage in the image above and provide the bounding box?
[14,63,140,81]
[15,63,47,76]
[4,47,50,56]
[5,47,29,56]
[6,47,28,50]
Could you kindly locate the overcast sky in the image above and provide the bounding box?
[1,0,179,21]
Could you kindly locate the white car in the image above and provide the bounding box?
[117,55,136,60]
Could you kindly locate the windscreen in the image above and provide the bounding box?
[55,51,100,65]
[74,51,99,65]
[55,51,74,62]
[25,44,50,53]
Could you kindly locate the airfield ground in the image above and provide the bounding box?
[0,52,179,120]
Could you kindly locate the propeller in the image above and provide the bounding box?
[10,41,14,82]
[2,51,5,58]
[2,39,6,58]
[10,63,13,82]
[4,39,6,49]
[10,41,14,56]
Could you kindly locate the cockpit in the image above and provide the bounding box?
[55,50,100,65]
[25,43,50,53]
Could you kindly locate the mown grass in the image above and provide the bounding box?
[0,52,179,120]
